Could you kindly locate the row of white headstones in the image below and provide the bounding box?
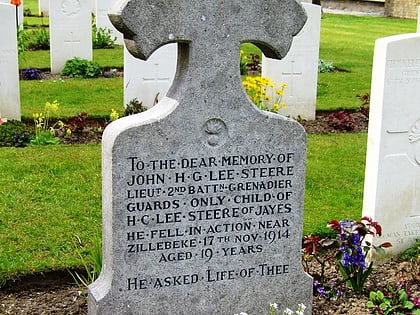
[0,0,419,258]
[0,0,321,121]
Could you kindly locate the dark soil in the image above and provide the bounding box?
[0,250,418,314]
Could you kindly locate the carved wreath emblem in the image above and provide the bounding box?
[61,0,81,16]
[203,119,227,147]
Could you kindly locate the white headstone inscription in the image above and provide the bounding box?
[0,3,21,121]
[49,0,92,74]
[363,33,420,258]
[262,3,321,120]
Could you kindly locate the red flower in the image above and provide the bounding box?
[10,0,21,6]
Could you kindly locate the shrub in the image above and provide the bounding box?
[356,93,370,118]
[0,120,34,147]
[328,110,360,131]
[93,27,116,49]
[20,68,42,80]
[318,59,335,73]
[27,27,50,50]
[124,98,148,116]
[61,57,102,78]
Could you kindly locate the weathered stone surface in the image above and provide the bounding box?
[363,33,420,259]
[89,1,312,314]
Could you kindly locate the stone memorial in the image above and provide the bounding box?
[0,3,21,121]
[363,33,420,258]
[96,0,124,45]
[0,0,23,27]
[262,2,321,120]
[49,0,92,74]
[38,0,48,16]
[124,44,177,108]
[88,0,312,314]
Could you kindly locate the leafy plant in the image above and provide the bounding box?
[328,217,392,293]
[93,27,117,49]
[30,100,64,146]
[356,92,370,118]
[0,120,33,147]
[68,112,89,132]
[124,98,148,116]
[242,76,287,113]
[400,239,420,262]
[367,285,420,315]
[61,57,102,78]
[328,110,360,131]
[16,27,29,55]
[318,59,335,73]
[20,67,42,80]
[27,27,50,50]
[240,49,249,75]
[69,234,102,288]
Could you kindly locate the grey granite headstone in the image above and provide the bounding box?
[88,1,312,314]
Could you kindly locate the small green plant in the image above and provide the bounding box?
[0,120,33,147]
[16,27,29,55]
[27,27,50,50]
[93,27,117,49]
[234,303,307,315]
[30,100,64,146]
[61,57,102,78]
[318,59,335,73]
[367,285,420,315]
[400,239,420,262]
[240,49,249,75]
[124,98,148,116]
[242,76,287,113]
[69,234,102,288]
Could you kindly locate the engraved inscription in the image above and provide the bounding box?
[61,0,81,16]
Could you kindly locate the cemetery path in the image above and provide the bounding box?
[0,252,418,314]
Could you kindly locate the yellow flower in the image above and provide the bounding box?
[276,89,284,96]
[281,101,287,108]
[110,109,119,121]
[281,83,288,88]
[66,128,72,136]
[265,96,271,101]
[272,103,280,111]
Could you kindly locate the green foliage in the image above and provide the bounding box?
[367,285,420,315]
[124,98,148,116]
[93,27,116,49]
[0,120,33,147]
[17,27,29,55]
[69,234,102,287]
[61,57,102,78]
[30,100,63,146]
[400,239,420,262]
[26,27,50,50]
[318,59,335,73]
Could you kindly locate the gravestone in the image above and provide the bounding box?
[38,0,48,16]
[418,6,420,32]
[0,0,23,27]
[88,0,313,314]
[95,0,123,45]
[49,0,92,74]
[124,44,177,108]
[261,3,321,120]
[0,3,21,121]
[362,33,420,259]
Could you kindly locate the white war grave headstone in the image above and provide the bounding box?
[124,44,177,108]
[262,2,321,120]
[49,0,92,74]
[38,0,48,16]
[95,0,124,45]
[417,6,420,33]
[0,0,23,27]
[0,3,21,121]
[362,33,420,259]
[88,0,313,314]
